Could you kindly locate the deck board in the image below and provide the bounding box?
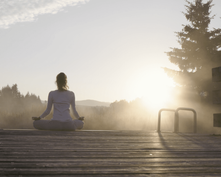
[1,129,221,176]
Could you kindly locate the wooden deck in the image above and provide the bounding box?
[1,129,221,176]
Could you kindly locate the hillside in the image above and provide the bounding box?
[76,100,110,107]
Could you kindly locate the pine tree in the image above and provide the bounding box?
[164,0,221,103]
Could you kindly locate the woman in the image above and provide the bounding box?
[33,72,84,131]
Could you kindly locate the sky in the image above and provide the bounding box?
[0,0,221,103]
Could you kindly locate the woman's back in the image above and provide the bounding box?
[51,90,73,121]
[40,90,80,122]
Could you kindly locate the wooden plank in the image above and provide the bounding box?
[1,129,221,176]
[2,166,221,175]
[2,151,221,158]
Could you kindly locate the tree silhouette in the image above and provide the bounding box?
[164,0,221,103]
[0,84,42,115]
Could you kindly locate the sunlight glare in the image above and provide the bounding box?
[126,67,175,109]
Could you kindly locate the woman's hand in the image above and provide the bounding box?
[78,117,84,121]
[32,117,41,120]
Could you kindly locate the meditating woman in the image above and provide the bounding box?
[33,72,84,131]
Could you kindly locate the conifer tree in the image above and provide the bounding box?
[164,0,221,102]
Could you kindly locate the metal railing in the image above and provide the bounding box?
[157,109,176,133]
[157,107,197,133]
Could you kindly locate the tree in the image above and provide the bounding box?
[164,0,221,103]
[0,84,43,114]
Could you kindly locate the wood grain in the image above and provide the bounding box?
[1,129,221,176]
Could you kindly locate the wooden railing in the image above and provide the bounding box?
[157,107,197,133]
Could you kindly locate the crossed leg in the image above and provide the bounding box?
[33,119,84,131]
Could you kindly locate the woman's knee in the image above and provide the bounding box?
[33,120,40,129]
[33,120,50,130]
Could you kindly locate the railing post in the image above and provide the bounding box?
[175,107,197,133]
[174,111,179,133]
[157,109,176,133]
[157,110,161,132]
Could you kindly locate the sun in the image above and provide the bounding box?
[126,67,175,109]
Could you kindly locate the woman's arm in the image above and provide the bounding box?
[71,92,80,119]
[39,92,53,118]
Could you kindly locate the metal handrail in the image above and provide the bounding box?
[175,107,197,133]
[157,108,176,133]
[157,107,197,133]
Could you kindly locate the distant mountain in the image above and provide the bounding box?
[76,100,110,107]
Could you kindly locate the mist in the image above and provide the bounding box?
[0,84,221,134]
[75,99,154,131]
[0,84,44,129]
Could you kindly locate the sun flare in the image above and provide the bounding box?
[126,67,175,109]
